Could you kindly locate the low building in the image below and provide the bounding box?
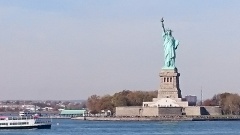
[41,107,53,111]
[59,110,87,117]
[185,95,197,106]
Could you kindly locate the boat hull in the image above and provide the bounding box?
[0,124,51,129]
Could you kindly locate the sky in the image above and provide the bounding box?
[0,0,240,100]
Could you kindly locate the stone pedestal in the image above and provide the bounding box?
[158,68,182,99]
[142,68,188,108]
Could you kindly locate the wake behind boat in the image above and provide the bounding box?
[0,115,51,129]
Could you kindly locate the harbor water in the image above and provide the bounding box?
[0,119,240,135]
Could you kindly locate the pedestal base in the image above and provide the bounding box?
[143,98,188,108]
[142,68,187,108]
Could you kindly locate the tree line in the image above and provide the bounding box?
[87,90,157,114]
[87,90,240,115]
[202,92,240,115]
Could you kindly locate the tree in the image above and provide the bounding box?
[86,90,158,115]
[112,94,129,107]
[202,92,240,115]
[98,95,114,113]
[87,95,101,114]
[203,99,212,106]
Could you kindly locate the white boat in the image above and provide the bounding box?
[0,116,51,129]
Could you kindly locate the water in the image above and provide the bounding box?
[0,119,240,135]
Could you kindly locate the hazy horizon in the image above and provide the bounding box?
[0,0,240,100]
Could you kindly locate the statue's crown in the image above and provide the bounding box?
[166,28,172,32]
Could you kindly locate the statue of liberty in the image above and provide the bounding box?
[161,18,179,69]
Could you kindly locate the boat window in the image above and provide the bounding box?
[9,122,28,125]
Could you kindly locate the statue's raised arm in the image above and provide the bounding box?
[161,18,166,33]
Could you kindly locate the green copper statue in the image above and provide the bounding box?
[161,18,179,69]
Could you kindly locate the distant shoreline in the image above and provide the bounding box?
[72,115,240,121]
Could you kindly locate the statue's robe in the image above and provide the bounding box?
[162,32,179,68]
